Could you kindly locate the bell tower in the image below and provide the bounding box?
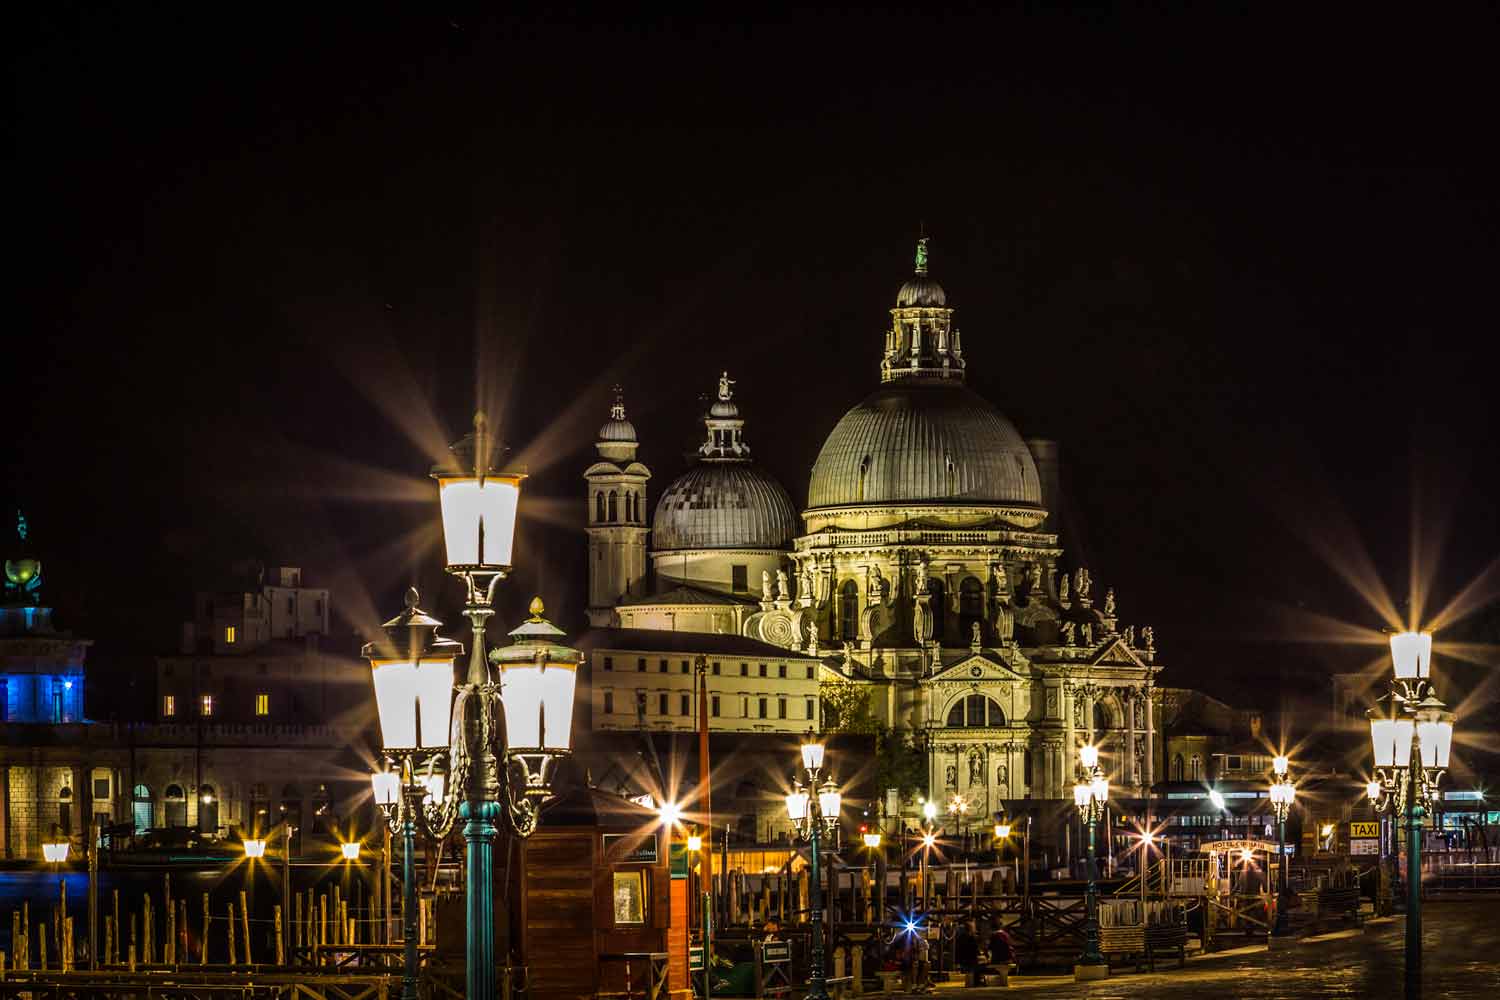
[584,387,651,627]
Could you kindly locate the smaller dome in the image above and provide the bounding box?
[598,417,637,443]
[896,275,947,307]
[709,398,740,419]
[653,463,798,551]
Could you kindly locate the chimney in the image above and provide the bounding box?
[1025,438,1062,531]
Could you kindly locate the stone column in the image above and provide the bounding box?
[1145,690,1155,786]
[1125,693,1136,787]
[1063,683,1075,776]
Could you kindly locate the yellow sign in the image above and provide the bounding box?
[1350,821,1379,838]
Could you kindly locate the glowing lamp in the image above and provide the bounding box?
[341,842,362,861]
[1073,783,1091,808]
[1209,789,1226,811]
[490,599,582,755]
[1090,775,1109,803]
[1272,755,1289,777]
[1369,714,1414,769]
[921,800,938,822]
[921,832,936,848]
[1366,780,1383,802]
[863,832,882,849]
[785,789,810,822]
[658,801,684,828]
[243,839,267,859]
[363,589,463,752]
[995,822,1011,839]
[1389,631,1432,680]
[1416,711,1454,770]
[421,773,445,805]
[1079,744,1100,768]
[687,833,703,852]
[1320,823,1334,837]
[42,842,69,863]
[801,739,825,772]
[371,768,401,807]
[432,412,524,575]
[817,780,842,819]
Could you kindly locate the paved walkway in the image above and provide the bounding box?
[898,902,1500,998]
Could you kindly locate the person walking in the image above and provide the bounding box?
[911,928,932,993]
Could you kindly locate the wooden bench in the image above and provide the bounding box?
[1098,925,1147,972]
[1144,924,1188,970]
[1297,886,1362,929]
[826,975,854,1000]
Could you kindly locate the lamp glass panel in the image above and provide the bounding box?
[1091,776,1109,803]
[1367,780,1382,802]
[1079,744,1099,768]
[436,476,520,569]
[818,787,841,818]
[786,790,809,821]
[1272,755,1289,777]
[1417,718,1454,769]
[415,658,456,750]
[801,742,825,771]
[1073,784,1090,808]
[370,659,420,750]
[863,833,882,848]
[686,834,702,852]
[498,659,579,751]
[422,774,445,804]
[995,824,1011,838]
[341,842,361,860]
[1392,719,1414,767]
[244,839,266,858]
[1370,717,1405,768]
[371,770,400,806]
[1390,631,1432,680]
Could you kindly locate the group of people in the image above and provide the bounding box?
[902,918,1014,992]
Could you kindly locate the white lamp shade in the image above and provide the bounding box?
[1370,717,1414,768]
[243,839,267,858]
[1272,755,1289,777]
[1366,780,1382,802]
[786,790,810,821]
[995,823,1011,838]
[1091,775,1109,803]
[801,741,825,771]
[498,656,579,752]
[1079,744,1100,768]
[370,655,456,751]
[421,773,445,805]
[1390,631,1432,680]
[371,769,400,807]
[436,474,521,571]
[863,832,882,848]
[818,786,842,818]
[686,834,703,852]
[42,843,69,863]
[341,842,361,860]
[1417,716,1454,769]
[1073,783,1091,808]
[922,800,938,821]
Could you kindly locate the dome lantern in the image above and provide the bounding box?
[884,237,963,383]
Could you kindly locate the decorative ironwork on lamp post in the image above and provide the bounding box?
[1366,630,1455,1000]
[1268,755,1297,938]
[1072,744,1109,982]
[786,736,842,1000]
[365,413,582,1000]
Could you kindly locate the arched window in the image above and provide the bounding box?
[627,492,635,522]
[927,579,946,643]
[133,784,153,834]
[1093,701,1110,738]
[1189,754,1203,782]
[840,580,859,640]
[959,577,984,638]
[164,784,187,828]
[198,784,219,834]
[607,491,618,522]
[1171,754,1184,781]
[946,694,1004,728]
[595,492,606,523]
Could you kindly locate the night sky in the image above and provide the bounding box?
[8,9,1500,716]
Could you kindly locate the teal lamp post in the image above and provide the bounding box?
[1366,630,1455,1000]
[365,413,582,1000]
[786,736,841,1000]
[1268,755,1296,939]
[1072,744,1109,982]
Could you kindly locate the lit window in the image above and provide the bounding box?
[163,695,176,718]
[255,693,269,716]
[225,626,236,644]
[200,694,214,717]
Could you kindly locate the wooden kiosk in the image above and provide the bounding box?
[519,786,681,1000]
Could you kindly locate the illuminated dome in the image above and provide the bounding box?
[808,379,1042,510]
[896,274,947,307]
[653,463,798,550]
[598,386,637,443]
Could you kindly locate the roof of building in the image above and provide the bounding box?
[616,585,753,608]
[579,627,822,660]
[808,380,1043,510]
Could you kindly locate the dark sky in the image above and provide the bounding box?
[8,8,1500,712]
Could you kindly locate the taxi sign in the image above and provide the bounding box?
[1350,821,1379,839]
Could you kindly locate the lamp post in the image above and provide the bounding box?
[919,799,938,911]
[1072,744,1108,982]
[947,793,970,858]
[1366,630,1455,1000]
[786,737,841,1000]
[364,414,582,1000]
[1268,756,1296,939]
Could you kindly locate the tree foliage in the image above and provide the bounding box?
[818,677,879,735]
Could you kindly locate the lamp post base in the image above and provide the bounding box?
[1073,962,1109,982]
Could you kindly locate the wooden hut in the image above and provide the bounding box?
[520,786,679,1000]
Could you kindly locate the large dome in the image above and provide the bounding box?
[807,381,1043,510]
[653,463,798,550]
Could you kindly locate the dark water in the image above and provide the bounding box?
[0,863,380,965]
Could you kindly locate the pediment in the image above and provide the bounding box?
[1088,638,1147,670]
[930,652,1029,684]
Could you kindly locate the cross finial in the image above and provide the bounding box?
[610,384,626,421]
[915,236,929,275]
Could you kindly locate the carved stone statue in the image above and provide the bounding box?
[994,601,1014,644]
[1080,622,1093,645]
[1072,695,1085,729]
[914,557,929,595]
[996,764,1008,787]
[776,569,791,601]
[870,566,889,605]
[968,753,983,785]
[1074,568,1092,605]
[1058,572,1070,604]
[1142,626,1156,657]
[1121,625,1135,648]
[762,569,773,602]
[800,565,814,604]
[1104,588,1117,616]
[1027,563,1043,592]
[946,765,958,788]
[991,562,1008,597]
[971,622,983,648]
[1060,621,1076,646]
[718,371,736,401]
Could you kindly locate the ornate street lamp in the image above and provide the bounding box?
[243,838,267,859]
[1367,630,1455,1000]
[1268,755,1297,938]
[1072,744,1108,981]
[42,842,70,864]
[786,736,841,1000]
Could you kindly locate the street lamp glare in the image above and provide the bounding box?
[922,832,936,848]
[341,842,361,861]
[686,833,703,852]
[801,738,826,772]
[42,842,69,863]
[1208,788,1226,811]
[657,800,684,829]
[1078,744,1100,768]
[1366,779,1383,802]
[1272,754,1289,777]
[243,838,267,859]
[371,768,401,807]
[921,800,938,822]
[863,832,882,849]
[1389,630,1432,680]
[995,822,1011,839]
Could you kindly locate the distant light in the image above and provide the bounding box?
[658,800,683,828]
[1139,831,1156,845]
[1272,755,1288,777]
[863,832,882,849]
[243,839,267,859]
[922,832,936,848]
[686,834,703,852]
[42,842,69,863]
[341,842,361,861]
[921,800,938,821]
[63,681,73,691]
[1320,823,1334,837]
[1208,789,1226,811]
